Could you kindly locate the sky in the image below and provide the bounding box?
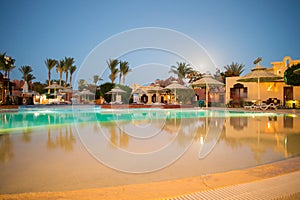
[1,0,300,86]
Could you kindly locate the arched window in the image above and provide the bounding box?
[152,94,156,103]
[230,83,247,99]
[141,94,148,104]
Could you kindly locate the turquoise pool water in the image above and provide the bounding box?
[0,105,278,132]
[0,106,299,193]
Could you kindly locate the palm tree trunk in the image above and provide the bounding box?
[59,72,63,86]
[65,71,69,87]
[70,75,73,87]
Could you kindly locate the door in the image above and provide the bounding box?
[284,87,293,105]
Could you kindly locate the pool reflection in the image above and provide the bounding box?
[0,110,299,193]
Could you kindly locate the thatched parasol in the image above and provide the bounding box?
[237,65,281,104]
[192,74,224,108]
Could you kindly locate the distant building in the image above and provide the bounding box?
[0,73,15,104]
[226,56,300,108]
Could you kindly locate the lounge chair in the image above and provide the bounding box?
[259,103,278,110]
[244,103,278,111]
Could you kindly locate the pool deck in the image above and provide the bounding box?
[0,156,299,200]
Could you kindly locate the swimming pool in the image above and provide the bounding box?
[0,106,299,193]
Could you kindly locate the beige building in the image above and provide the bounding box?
[226,56,300,108]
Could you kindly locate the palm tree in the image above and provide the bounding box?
[170,62,193,80]
[78,79,87,91]
[26,74,36,90]
[0,53,16,79]
[56,59,65,86]
[107,59,119,84]
[45,58,57,93]
[119,61,131,85]
[187,70,202,83]
[19,65,33,82]
[93,75,103,86]
[224,62,245,77]
[63,57,75,87]
[69,65,77,87]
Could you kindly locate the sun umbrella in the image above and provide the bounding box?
[147,84,164,103]
[237,65,281,104]
[22,81,29,94]
[60,86,73,101]
[80,89,94,100]
[106,86,126,103]
[294,68,300,74]
[45,82,64,94]
[60,86,73,93]
[164,81,191,104]
[192,74,224,108]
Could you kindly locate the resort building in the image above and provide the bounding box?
[0,72,14,104]
[226,56,300,108]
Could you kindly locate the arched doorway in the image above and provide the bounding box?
[141,94,148,104]
[230,83,247,107]
[151,94,156,103]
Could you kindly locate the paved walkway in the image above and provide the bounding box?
[166,171,300,200]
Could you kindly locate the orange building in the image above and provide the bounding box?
[226,56,300,108]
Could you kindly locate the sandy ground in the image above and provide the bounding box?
[0,156,299,200]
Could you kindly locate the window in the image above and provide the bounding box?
[277,70,281,75]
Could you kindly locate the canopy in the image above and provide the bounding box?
[79,89,94,95]
[22,81,29,94]
[294,68,300,74]
[45,82,64,90]
[106,86,126,103]
[165,81,189,90]
[237,65,281,103]
[192,74,225,86]
[164,81,191,104]
[60,86,73,93]
[192,74,224,108]
[45,82,64,95]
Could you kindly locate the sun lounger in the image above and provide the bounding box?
[259,103,278,110]
[244,103,278,111]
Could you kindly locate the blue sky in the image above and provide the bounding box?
[1,0,300,85]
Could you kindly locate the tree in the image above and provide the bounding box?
[97,82,115,102]
[214,68,226,83]
[19,65,33,82]
[0,53,16,79]
[56,59,65,86]
[63,57,75,87]
[93,75,103,86]
[119,61,131,85]
[187,70,202,83]
[26,74,36,90]
[107,59,119,83]
[170,62,193,80]
[284,64,300,86]
[33,82,47,94]
[45,58,57,93]
[224,62,245,77]
[69,65,77,87]
[78,79,88,91]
